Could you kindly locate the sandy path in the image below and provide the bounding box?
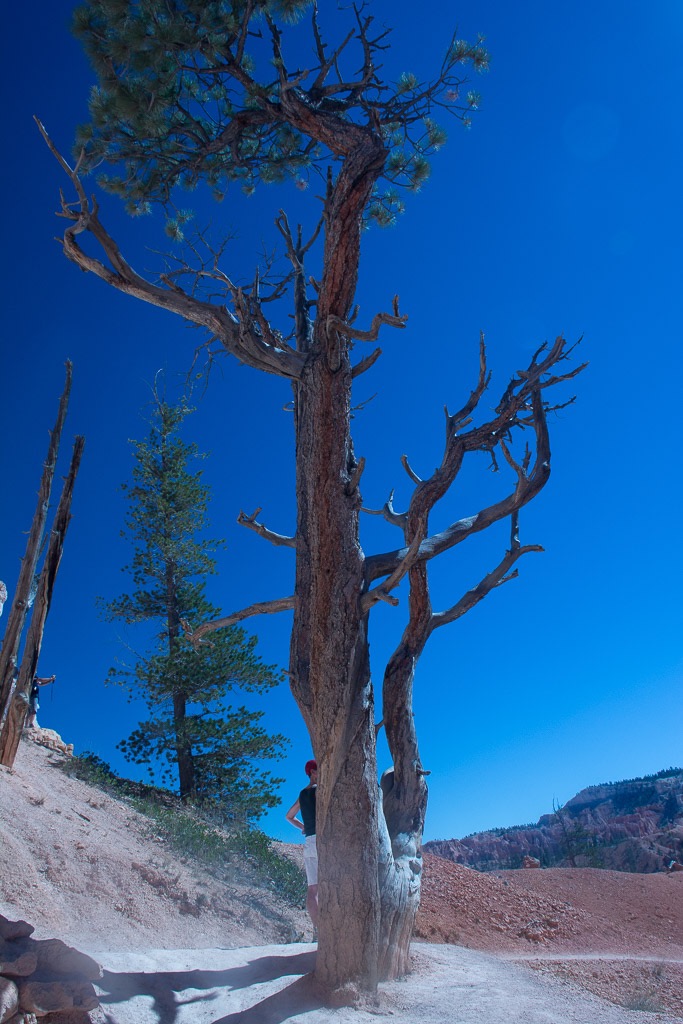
[87,942,683,1024]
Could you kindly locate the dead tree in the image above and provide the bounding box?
[0,362,72,723]
[0,436,85,767]
[42,4,586,998]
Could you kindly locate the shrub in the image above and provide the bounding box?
[59,754,306,906]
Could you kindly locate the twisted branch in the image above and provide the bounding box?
[361,490,408,530]
[327,295,408,342]
[181,595,294,647]
[366,336,586,583]
[36,119,306,381]
[432,540,543,630]
[237,508,296,548]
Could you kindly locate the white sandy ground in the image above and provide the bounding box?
[81,941,682,1024]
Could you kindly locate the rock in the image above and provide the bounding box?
[17,976,98,1015]
[17,979,74,1015]
[27,729,73,757]
[41,1010,105,1024]
[0,977,19,1023]
[0,917,101,1020]
[522,856,541,868]
[0,921,34,943]
[0,946,38,978]
[49,979,98,1013]
[38,1012,104,1024]
[34,942,102,983]
[425,769,683,873]
[69,981,98,1012]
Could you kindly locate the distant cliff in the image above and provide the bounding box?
[425,768,683,873]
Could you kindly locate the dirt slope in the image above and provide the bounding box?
[417,852,683,1016]
[0,737,309,953]
[1,737,682,1019]
[418,854,683,956]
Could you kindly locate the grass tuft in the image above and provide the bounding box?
[60,752,307,906]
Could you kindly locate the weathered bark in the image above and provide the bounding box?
[289,319,382,993]
[288,131,388,994]
[0,435,85,767]
[291,368,379,990]
[376,568,431,978]
[0,363,72,724]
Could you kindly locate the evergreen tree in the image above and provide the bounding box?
[47,1,585,995]
[106,397,286,820]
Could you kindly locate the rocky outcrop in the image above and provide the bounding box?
[0,915,100,1022]
[26,728,73,757]
[425,768,683,873]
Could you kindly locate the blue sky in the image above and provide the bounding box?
[1,1,682,844]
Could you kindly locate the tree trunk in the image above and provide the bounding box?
[166,584,195,799]
[172,691,196,800]
[0,435,85,767]
[290,342,382,993]
[378,647,429,979]
[0,362,72,722]
[284,127,431,994]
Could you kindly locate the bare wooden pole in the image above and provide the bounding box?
[0,362,73,721]
[0,435,85,766]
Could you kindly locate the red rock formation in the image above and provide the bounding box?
[425,769,683,873]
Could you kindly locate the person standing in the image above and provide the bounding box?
[27,674,55,729]
[285,758,318,928]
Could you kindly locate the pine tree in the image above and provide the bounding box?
[106,397,286,820]
[45,1,585,995]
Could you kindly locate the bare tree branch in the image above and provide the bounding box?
[237,508,296,548]
[346,456,366,496]
[445,332,490,432]
[181,595,294,647]
[36,119,306,381]
[366,336,585,583]
[401,454,422,485]
[361,489,408,530]
[327,294,407,342]
[361,527,424,613]
[274,209,319,354]
[432,541,543,630]
[352,347,382,377]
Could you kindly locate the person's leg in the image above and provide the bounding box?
[306,883,318,927]
[303,835,319,929]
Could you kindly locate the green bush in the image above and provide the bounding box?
[133,797,306,904]
[60,754,307,907]
[61,751,120,788]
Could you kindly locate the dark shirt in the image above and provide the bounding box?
[299,786,316,837]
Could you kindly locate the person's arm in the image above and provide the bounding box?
[35,675,56,686]
[285,798,304,832]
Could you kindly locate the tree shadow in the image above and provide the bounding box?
[211,974,321,1023]
[97,949,316,1024]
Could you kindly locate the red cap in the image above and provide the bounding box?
[304,759,317,776]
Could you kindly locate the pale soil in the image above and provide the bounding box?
[0,737,309,952]
[1,737,682,1023]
